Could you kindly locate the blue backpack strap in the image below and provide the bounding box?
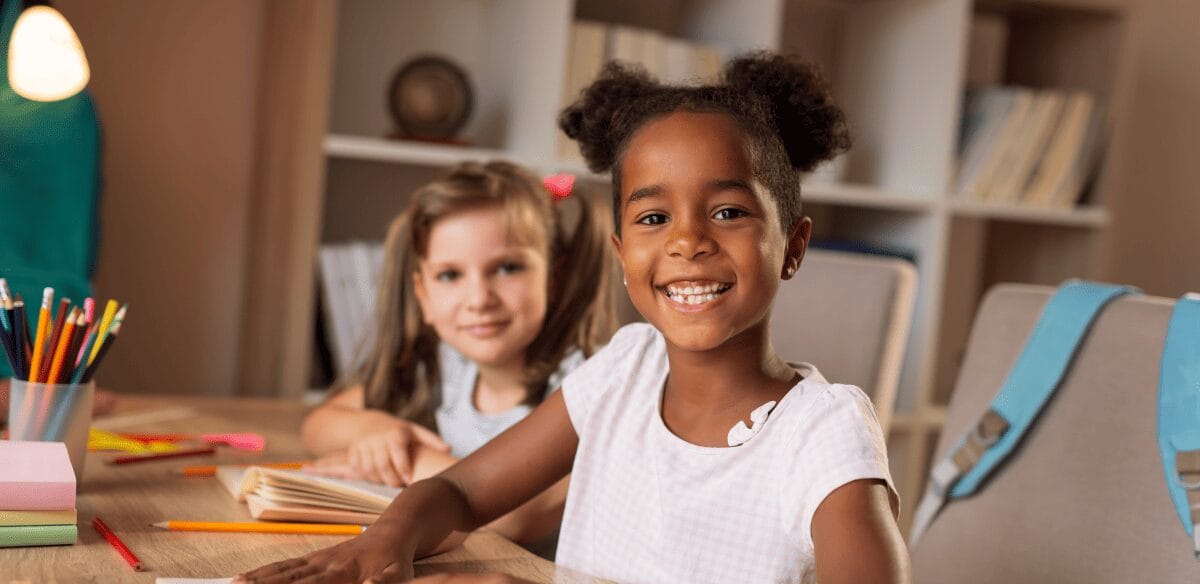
[910,280,1137,546]
[1159,292,1200,559]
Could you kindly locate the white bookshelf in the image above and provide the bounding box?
[301,0,1134,534]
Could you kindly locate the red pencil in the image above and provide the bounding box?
[107,445,217,465]
[92,516,143,571]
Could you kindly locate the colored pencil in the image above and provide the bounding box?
[1,295,12,334]
[89,299,118,365]
[59,311,87,383]
[108,444,215,465]
[92,516,144,571]
[30,288,52,383]
[0,315,17,376]
[0,278,9,302]
[45,308,79,385]
[40,298,70,383]
[178,461,307,477]
[82,306,124,383]
[150,521,367,535]
[83,297,95,325]
[70,322,102,384]
[11,297,27,378]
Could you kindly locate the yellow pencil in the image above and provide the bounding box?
[28,288,52,382]
[88,299,118,365]
[151,521,366,535]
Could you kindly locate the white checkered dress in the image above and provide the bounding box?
[557,324,895,583]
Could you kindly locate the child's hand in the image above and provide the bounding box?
[347,420,450,486]
[303,451,363,480]
[234,527,413,584]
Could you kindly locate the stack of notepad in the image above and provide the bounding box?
[0,441,78,547]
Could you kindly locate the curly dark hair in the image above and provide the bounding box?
[558,52,851,234]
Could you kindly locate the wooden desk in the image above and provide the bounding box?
[0,395,557,583]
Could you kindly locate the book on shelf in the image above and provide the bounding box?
[985,91,1065,204]
[1023,92,1104,209]
[216,465,401,525]
[317,242,385,376]
[953,86,1105,210]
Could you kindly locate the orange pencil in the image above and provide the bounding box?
[93,516,144,571]
[151,521,366,535]
[29,288,52,383]
[45,308,79,385]
[179,461,307,477]
[39,298,69,382]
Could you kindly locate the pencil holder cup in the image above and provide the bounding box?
[7,379,95,484]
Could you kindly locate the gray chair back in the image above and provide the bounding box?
[911,284,1200,583]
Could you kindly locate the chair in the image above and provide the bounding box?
[769,249,917,432]
[911,284,1200,583]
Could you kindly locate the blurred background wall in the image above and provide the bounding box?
[41,0,1200,395]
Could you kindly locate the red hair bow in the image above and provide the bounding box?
[542,173,575,201]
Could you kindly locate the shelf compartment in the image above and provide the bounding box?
[802,181,935,213]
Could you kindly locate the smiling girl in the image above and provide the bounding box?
[239,53,909,584]
[299,161,613,544]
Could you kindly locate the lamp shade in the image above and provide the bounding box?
[7,5,89,102]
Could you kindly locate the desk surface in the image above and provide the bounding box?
[0,394,558,583]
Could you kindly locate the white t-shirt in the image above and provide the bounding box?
[434,342,583,458]
[557,323,896,583]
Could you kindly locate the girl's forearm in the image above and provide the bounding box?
[370,475,482,560]
[301,405,400,455]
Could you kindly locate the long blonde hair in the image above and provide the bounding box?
[344,161,615,420]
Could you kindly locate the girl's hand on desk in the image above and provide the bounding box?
[347,421,450,487]
[234,525,413,584]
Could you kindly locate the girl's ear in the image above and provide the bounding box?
[609,233,627,286]
[411,269,433,325]
[781,216,812,280]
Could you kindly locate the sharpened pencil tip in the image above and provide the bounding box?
[151,522,167,529]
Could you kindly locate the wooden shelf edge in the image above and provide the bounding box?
[949,199,1110,227]
[324,134,513,167]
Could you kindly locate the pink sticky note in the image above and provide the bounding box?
[0,441,76,510]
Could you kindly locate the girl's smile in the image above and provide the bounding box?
[613,111,806,351]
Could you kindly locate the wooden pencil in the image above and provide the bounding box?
[109,444,216,464]
[69,322,101,384]
[11,297,27,378]
[150,521,366,535]
[45,308,79,386]
[178,461,307,477]
[92,516,144,571]
[29,288,52,383]
[40,298,70,383]
[89,299,118,365]
[59,311,87,383]
[81,310,123,383]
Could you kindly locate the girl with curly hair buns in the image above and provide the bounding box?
[239,53,910,584]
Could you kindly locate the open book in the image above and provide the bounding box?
[216,466,401,524]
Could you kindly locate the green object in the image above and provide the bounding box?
[0,0,101,378]
[0,524,78,547]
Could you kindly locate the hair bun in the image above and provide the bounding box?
[558,61,660,173]
[722,52,851,172]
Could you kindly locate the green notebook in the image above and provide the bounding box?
[0,524,77,547]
